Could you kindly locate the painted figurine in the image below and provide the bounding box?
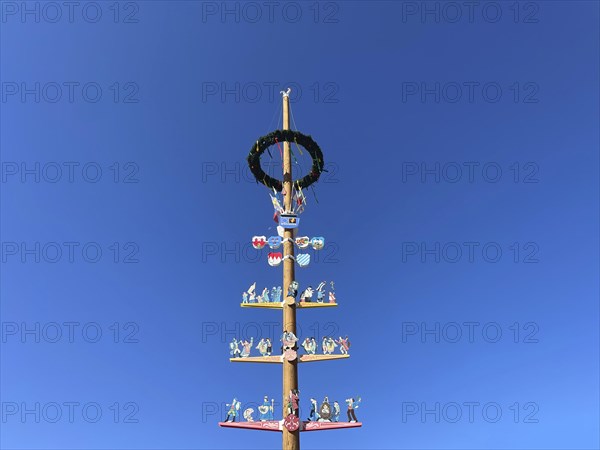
[319,396,332,422]
[281,330,298,350]
[336,336,351,355]
[270,286,282,303]
[266,338,272,356]
[258,396,274,421]
[224,398,240,422]
[242,292,248,304]
[229,338,241,358]
[328,291,336,303]
[273,286,282,303]
[307,398,320,422]
[329,281,336,303]
[243,407,254,422]
[300,286,314,302]
[332,401,341,422]
[247,282,256,303]
[256,338,269,356]
[240,337,253,358]
[315,281,326,303]
[301,337,317,355]
[346,397,361,423]
[291,389,300,417]
[287,281,299,299]
[322,336,338,355]
[285,393,293,416]
[261,287,270,303]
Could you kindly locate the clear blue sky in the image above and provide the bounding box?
[1,1,598,449]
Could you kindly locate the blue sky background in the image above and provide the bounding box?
[1,1,599,449]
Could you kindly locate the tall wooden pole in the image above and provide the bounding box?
[281,92,300,450]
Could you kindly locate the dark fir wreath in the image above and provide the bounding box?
[247,130,324,192]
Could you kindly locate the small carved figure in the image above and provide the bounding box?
[300,286,314,302]
[301,337,317,355]
[307,398,320,422]
[346,397,361,422]
[332,401,341,422]
[336,336,350,355]
[240,337,254,358]
[224,398,240,422]
[229,338,241,358]
[287,281,299,299]
[243,408,254,422]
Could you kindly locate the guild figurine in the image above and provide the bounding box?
[247,282,256,303]
[272,286,282,303]
[301,337,317,355]
[258,396,274,421]
[224,398,241,422]
[287,281,299,299]
[283,389,301,431]
[281,330,298,361]
[319,396,332,422]
[346,397,361,423]
[336,335,351,355]
[281,330,298,350]
[229,338,241,358]
[270,286,282,303]
[242,292,248,304]
[266,338,272,356]
[300,286,314,302]
[329,281,336,303]
[240,337,253,358]
[322,336,338,355]
[291,389,300,417]
[307,398,320,422]
[243,407,254,422]
[316,281,326,303]
[332,401,341,422]
[256,338,269,356]
[261,287,270,303]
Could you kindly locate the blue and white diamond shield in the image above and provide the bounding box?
[296,253,311,267]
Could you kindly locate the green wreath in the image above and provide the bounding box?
[247,130,324,192]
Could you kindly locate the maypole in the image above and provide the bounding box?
[281,91,300,450]
[219,89,362,450]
